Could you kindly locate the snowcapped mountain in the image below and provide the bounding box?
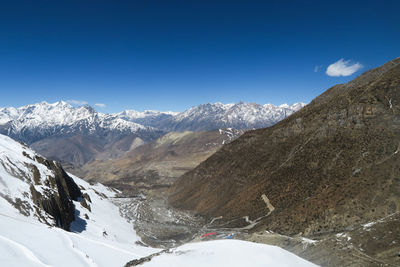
[0,101,304,168]
[0,101,163,145]
[117,110,177,131]
[0,101,166,167]
[118,109,178,121]
[119,101,306,131]
[0,101,305,142]
[172,101,306,131]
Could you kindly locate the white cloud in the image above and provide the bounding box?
[94,103,106,108]
[66,100,88,106]
[326,59,363,77]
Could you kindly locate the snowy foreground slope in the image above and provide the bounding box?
[0,134,158,266]
[133,240,317,267]
[0,134,316,267]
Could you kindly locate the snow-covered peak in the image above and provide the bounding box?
[0,101,147,128]
[118,109,178,120]
[176,102,229,119]
[0,101,159,144]
[178,101,305,118]
[160,101,306,131]
[0,100,306,143]
[1,101,92,127]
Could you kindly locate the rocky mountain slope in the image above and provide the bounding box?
[77,128,244,194]
[169,58,400,265]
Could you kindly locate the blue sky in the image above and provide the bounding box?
[0,0,399,113]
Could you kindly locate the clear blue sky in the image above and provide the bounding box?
[0,0,399,113]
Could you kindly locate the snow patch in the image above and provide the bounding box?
[138,240,317,267]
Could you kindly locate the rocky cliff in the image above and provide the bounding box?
[0,134,82,230]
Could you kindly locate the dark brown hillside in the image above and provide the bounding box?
[169,58,400,237]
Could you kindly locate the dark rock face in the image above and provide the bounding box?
[31,156,82,230]
[169,58,400,236]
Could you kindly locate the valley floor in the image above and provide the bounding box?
[111,191,400,267]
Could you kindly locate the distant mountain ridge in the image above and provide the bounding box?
[0,101,161,145]
[119,101,306,132]
[0,101,166,167]
[0,100,305,169]
[0,101,305,139]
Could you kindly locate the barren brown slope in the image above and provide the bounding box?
[78,129,243,193]
[31,133,160,170]
[31,135,104,167]
[169,58,400,236]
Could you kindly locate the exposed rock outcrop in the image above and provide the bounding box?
[0,134,82,231]
[30,156,82,230]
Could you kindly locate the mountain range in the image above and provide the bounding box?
[0,100,304,169]
[0,101,161,144]
[0,100,305,139]
[119,102,305,132]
